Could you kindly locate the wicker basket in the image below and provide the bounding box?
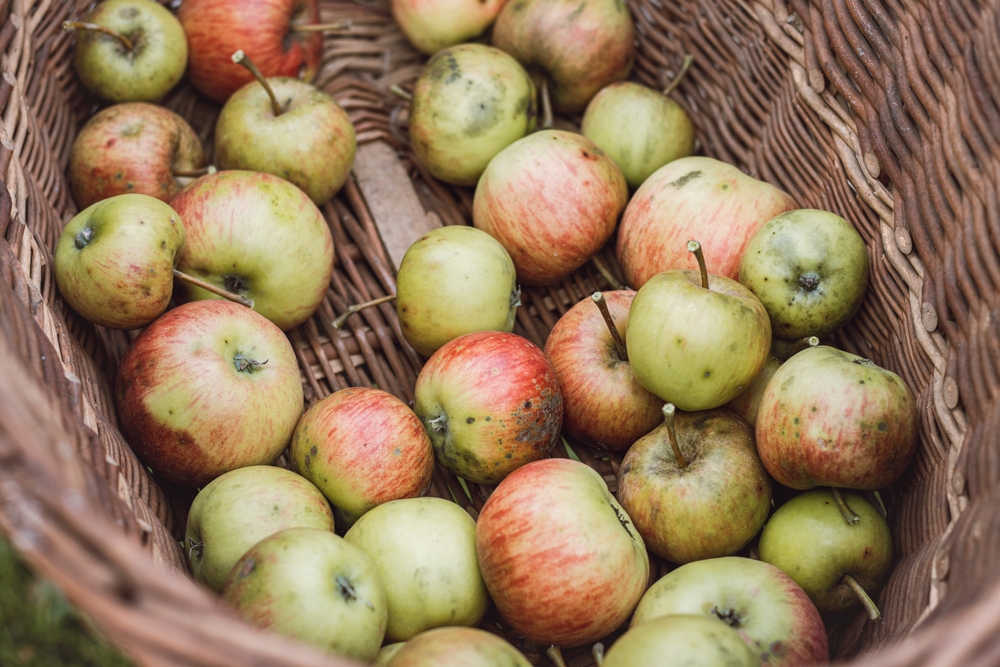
[1,0,996,664]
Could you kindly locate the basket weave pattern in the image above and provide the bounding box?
[1,0,998,664]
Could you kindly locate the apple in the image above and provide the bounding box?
[617,404,772,564]
[409,44,536,187]
[603,614,758,667]
[725,353,780,427]
[374,643,406,666]
[755,345,919,490]
[473,130,628,286]
[413,330,563,485]
[222,527,387,661]
[616,156,798,289]
[54,193,184,329]
[739,208,870,340]
[625,242,772,411]
[65,0,188,102]
[543,290,663,450]
[290,387,435,527]
[116,299,304,487]
[169,170,335,331]
[69,102,206,210]
[395,225,520,358]
[344,497,489,642]
[178,0,323,103]
[387,627,532,667]
[758,489,892,618]
[185,465,336,592]
[476,457,649,648]
[632,556,828,667]
[392,0,505,55]
[492,0,634,115]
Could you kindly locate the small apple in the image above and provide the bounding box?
[344,498,489,642]
[392,0,505,55]
[387,627,532,667]
[755,345,919,490]
[473,130,628,286]
[413,331,563,485]
[116,299,304,487]
[65,0,188,102]
[222,527,387,661]
[632,556,828,667]
[603,614,758,667]
[476,457,649,648]
[69,102,205,210]
[290,387,435,527]
[374,643,406,666]
[395,225,520,358]
[725,353,780,427]
[739,208,870,340]
[54,193,184,330]
[185,465,336,592]
[409,44,536,187]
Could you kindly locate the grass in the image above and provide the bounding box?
[0,533,132,667]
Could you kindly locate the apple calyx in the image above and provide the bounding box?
[426,413,448,434]
[687,240,709,289]
[663,403,688,469]
[172,269,255,309]
[232,50,287,117]
[832,487,861,525]
[187,539,203,562]
[843,573,881,621]
[332,293,397,330]
[334,574,357,601]
[233,352,268,374]
[74,226,94,249]
[710,606,743,629]
[799,272,821,291]
[62,20,135,54]
[663,54,694,97]
[592,292,627,362]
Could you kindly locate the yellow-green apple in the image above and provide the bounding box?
[69,102,205,209]
[758,490,892,618]
[581,81,695,189]
[473,130,627,285]
[725,353,780,427]
[395,226,519,358]
[617,405,771,564]
[617,156,797,288]
[344,498,489,642]
[290,387,435,527]
[169,170,334,331]
[413,331,562,484]
[543,290,663,450]
[475,457,649,647]
[492,0,634,114]
[739,209,870,340]
[178,0,322,103]
[374,643,405,666]
[66,0,188,102]
[632,557,828,667]
[409,44,536,186]
[115,299,304,487]
[625,243,771,411]
[603,614,758,667]
[222,527,387,661]
[755,345,918,490]
[185,465,336,592]
[387,627,532,667]
[54,193,184,329]
[393,0,506,55]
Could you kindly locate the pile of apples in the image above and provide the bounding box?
[52,0,922,664]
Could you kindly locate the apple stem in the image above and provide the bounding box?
[173,269,255,309]
[332,293,396,330]
[288,19,352,32]
[663,54,694,97]
[787,335,820,357]
[592,643,605,667]
[832,487,861,525]
[62,21,134,52]
[231,50,285,117]
[591,254,625,290]
[844,573,881,620]
[539,77,554,130]
[172,165,217,178]
[687,240,709,289]
[545,646,567,667]
[592,292,628,362]
[663,403,688,469]
[389,84,413,101]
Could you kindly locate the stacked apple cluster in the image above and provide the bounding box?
[52,0,921,664]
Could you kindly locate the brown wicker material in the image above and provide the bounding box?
[2,0,998,663]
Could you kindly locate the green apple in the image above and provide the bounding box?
[396,226,519,358]
[374,642,406,666]
[739,209,869,339]
[54,193,184,329]
[344,497,489,642]
[222,527,387,661]
[409,44,536,186]
[387,627,532,667]
[184,465,336,592]
[603,614,758,667]
[724,354,780,427]
[758,489,892,617]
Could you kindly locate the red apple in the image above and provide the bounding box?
[413,331,563,485]
[543,290,663,450]
[476,457,649,647]
[116,299,304,487]
[473,130,628,286]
